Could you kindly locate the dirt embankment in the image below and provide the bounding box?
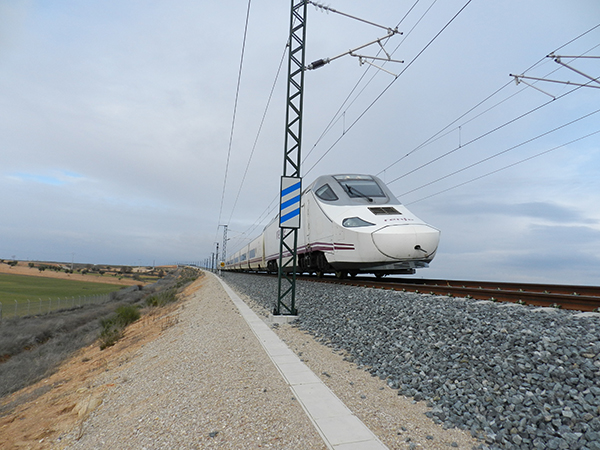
[0,279,201,450]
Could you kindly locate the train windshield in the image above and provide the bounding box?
[334,175,386,200]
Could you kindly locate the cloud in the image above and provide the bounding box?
[435,200,595,225]
[8,170,85,186]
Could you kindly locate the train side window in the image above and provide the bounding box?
[315,184,338,201]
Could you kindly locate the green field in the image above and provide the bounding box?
[0,273,127,317]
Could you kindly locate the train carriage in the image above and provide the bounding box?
[225,174,440,277]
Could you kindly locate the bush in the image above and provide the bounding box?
[115,305,140,325]
[0,271,186,397]
[175,267,200,288]
[99,324,123,350]
[0,303,122,397]
[146,289,177,307]
[98,305,140,350]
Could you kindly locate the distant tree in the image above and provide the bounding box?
[8,261,18,267]
[28,262,35,268]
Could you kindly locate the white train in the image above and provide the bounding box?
[225,174,440,278]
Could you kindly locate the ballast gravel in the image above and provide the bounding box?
[222,272,600,450]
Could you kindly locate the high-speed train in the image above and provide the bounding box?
[224,174,440,278]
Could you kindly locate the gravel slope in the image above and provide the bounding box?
[62,274,327,449]
[222,272,600,450]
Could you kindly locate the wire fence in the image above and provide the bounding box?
[0,293,113,321]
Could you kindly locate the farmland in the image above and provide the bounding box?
[0,273,128,318]
[0,273,126,303]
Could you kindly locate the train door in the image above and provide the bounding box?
[302,201,310,244]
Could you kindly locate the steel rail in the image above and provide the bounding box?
[292,275,600,312]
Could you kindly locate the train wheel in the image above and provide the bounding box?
[316,270,324,278]
[335,271,346,279]
[375,273,385,279]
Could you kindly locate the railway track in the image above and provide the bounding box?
[293,275,600,312]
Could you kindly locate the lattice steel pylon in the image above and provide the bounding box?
[221,224,228,266]
[275,0,307,316]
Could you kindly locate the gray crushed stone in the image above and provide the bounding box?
[222,272,600,450]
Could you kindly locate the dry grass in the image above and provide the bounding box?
[0,268,199,398]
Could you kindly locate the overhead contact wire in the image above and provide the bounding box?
[227,44,287,226]
[405,128,600,205]
[386,77,597,187]
[304,0,473,176]
[377,24,600,180]
[399,107,600,197]
[302,0,423,164]
[216,0,252,243]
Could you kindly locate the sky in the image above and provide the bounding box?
[1,0,599,285]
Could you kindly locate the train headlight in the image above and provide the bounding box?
[342,217,375,228]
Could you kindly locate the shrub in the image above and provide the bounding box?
[115,305,140,326]
[175,268,200,288]
[99,322,123,350]
[98,305,140,350]
[146,289,177,307]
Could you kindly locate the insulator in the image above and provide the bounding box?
[307,58,329,70]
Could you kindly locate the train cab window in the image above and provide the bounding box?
[334,175,386,200]
[315,184,338,201]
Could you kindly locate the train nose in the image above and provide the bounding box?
[371,224,440,260]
